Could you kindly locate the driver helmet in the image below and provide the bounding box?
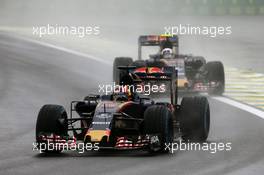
[161,48,173,59]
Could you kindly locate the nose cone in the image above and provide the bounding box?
[85,130,109,142]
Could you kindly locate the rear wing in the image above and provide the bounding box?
[118,66,175,80]
[138,35,179,60]
[118,66,178,105]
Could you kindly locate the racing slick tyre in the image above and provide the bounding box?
[205,61,225,95]
[36,105,68,152]
[144,105,174,153]
[113,57,133,84]
[179,96,210,142]
[131,60,146,68]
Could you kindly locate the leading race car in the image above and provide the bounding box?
[113,35,225,95]
[35,67,210,154]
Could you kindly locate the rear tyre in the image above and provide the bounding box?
[144,105,174,153]
[205,61,225,95]
[179,96,210,142]
[113,57,133,84]
[36,104,68,152]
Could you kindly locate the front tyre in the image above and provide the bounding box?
[179,96,210,142]
[205,61,225,95]
[36,104,68,153]
[144,105,174,153]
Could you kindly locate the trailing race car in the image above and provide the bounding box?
[113,35,225,95]
[35,67,210,154]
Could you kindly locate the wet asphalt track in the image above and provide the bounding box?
[0,31,264,175]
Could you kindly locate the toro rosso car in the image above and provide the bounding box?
[113,35,225,95]
[35,67,210,154]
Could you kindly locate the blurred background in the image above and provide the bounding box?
[1,0,264,26]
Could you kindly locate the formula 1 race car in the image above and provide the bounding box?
[35,67,210,154]
[113,35,225,95]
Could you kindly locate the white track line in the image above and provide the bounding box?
[213,96,264,119]
[1,31,111,65]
